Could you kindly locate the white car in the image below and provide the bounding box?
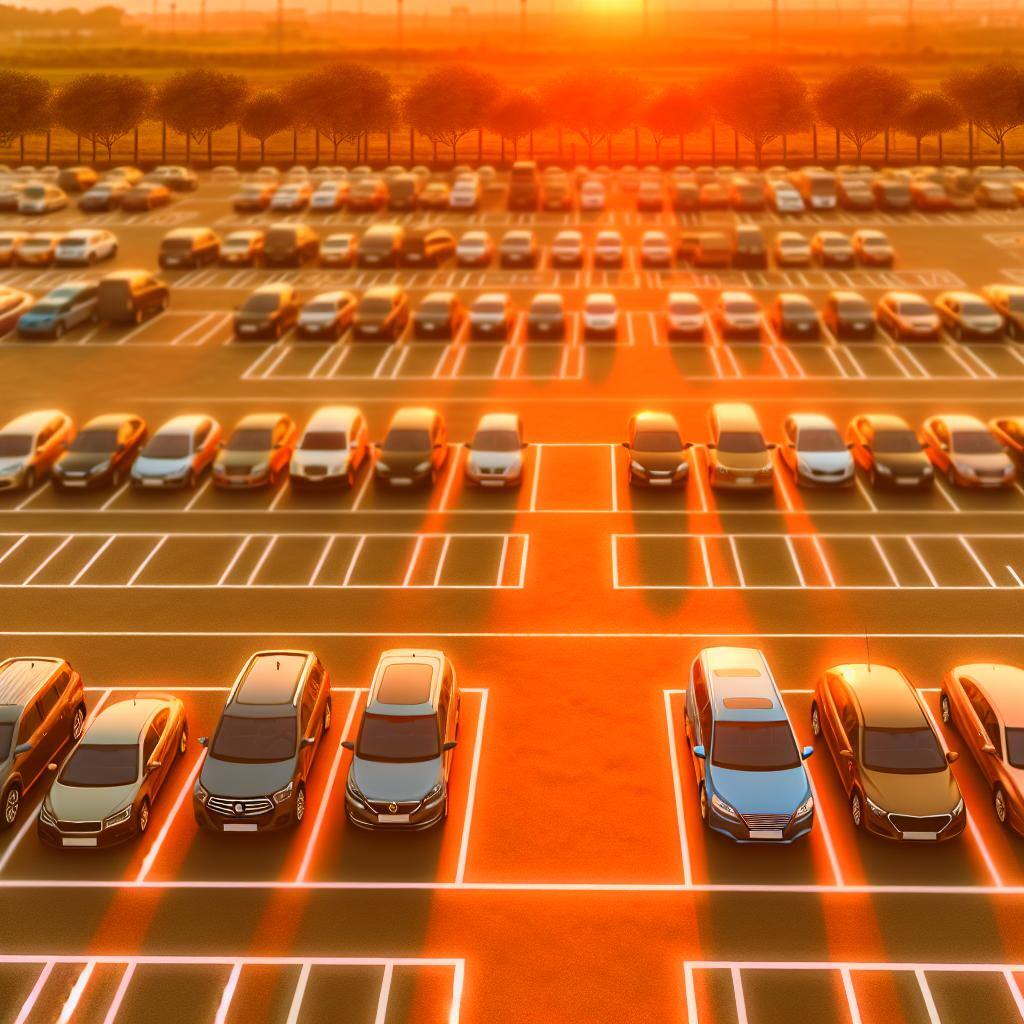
[767,181,804,214]
[579,179,606,211]
[17,183,67,215]
[54,229,118,266]
[469,292,514,340]
[319,233,357,267]
[780,413,855,488]
[640,230,673,268]
[713,290,763,339]
[773,231,811,267]
[583,292,619,339]
[309,181,348,212]
[456,230,494,267]
[211,166,241,183]
[289,405,369,490]
[450,174,481,210]
[286,164,311,180]
[464,412,526,488]
[551,230,584,268]
[253,166,280,182]
[270,182,312,212]
[296,290,357,341]
[594,230,623,268]
[666,292,707,340]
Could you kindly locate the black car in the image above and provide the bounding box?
[822,290,875,340]
[53,413,147,490]
[234,284,300,341]
[413,292,465,340]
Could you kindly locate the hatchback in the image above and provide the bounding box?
[309,181,349,212]
[811,231,854,267]
[0,409,75,491]
[121,182,172,211]
[17,283,98,340]
[876,291,941,341]
[847,413,933,489]
[130,414,222,490]
[374,407,448,487]
[851,229,894,268]
[358,224,404,268]
[297,291,357,341]
[822,291,875,340]
[456,230,494,268]
[779,413,854,488]
[623,411,691,488]
[16,233,62,266]
[527,293,566,340]
[52,413,146,490]
[982,284,1024,339]
[402,228,455,268]
[55,230,117,267]
[933,291,1004,341]
[768,293,820,341]
[289,405,369,490]
[583,292,618,339]
[413,291,465,340]
[464,413,526,488]
[499,230,538,269]
[0,231,28,266]
[269,181,313,212]
[17,184,67,216]
[922,414,1017,488]
[593,230,624,268]
[159,228,220,270]
[232,183,276,212]
[706,403,775,491]
[665,292,706,340]
[353,286,409,341]
[640,230,673,268]
[219,230,265,267]
[990,416,1024,468]
[732,224,767,269]
[773,231,811,267]
[551,230,584,268]
[213,413,297,489]
[712,291,762,340]
[264,223,319,267]
[469,293,515,340]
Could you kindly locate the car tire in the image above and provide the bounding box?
[133,307,144,325]
[23,467,35,492]
[294,784,306,825]
[187,469,197,489]
[1,783,20,829]
[159,295,169,313]
[345,467,355,489]
[995,786,1009,827]
[112,466,125,488]
[869,467,878,488]
[698,783,709,825]
[954,326,963,343]
[323,699,332,734]
[1008,321,1018,340]
[940,692,953,727]
[53,321,65,339]
[810,702,821,738]
[947,467,957,487]
[137,799,151,836]
[71,704,85,743]
[850,791,864,829]
[179,722,188,756]
[430,465,439,487]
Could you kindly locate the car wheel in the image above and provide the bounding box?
[1,783,20,829]
[179,722,188,756]
[159,295,169,312]
[53,321,65,339]
[869,467,878,488]
[23,467,35,492]
[947,467,957,487]
[810,702,821,738]
[71,704,85,742]
[940,692,953,727]
[137,799,151,836]
[1008,321,1018,340]
[698,783,709,824]
[430,465,439,487]
[112,466,124,488]
[995,786,1009,826]
[187,469,197,489]
[954,326,963,343]
[134,307,144,325]
[294,784,306,825]
[323,699,332,734]
[850,791,864,829]
[345,467,355,489]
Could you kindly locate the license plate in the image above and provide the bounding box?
[650,479,671,486]
[362,326,378,333]
[239,325,256,333]
[62,837,97,847]
[896,477,917,486]
[223,823,258,832]
[480,480,504,488]
[62,480,86,487]
[749,829,783,840]
[390,478,411,486]
[378,813,410,824]
[736,476,753,485]
[903,831,936,841]
[142,478,162,487]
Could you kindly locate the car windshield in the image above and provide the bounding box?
[358,298,394,316]
[70,429,118,453]
[897,301,933,317]
[1008,295,1024,313]
[823,237,849,249]
[23,186,45,199]
[873,429,921,454]
[304,302,340,315]
[419,303,452,317]
[862,236,888,248]
[1006,728,1024,768]
[961,302,996,317]
[473,302,505,316]
[634,430,682,452]
[227,428,272,452]
[953,430,1002,454]
[862,726,946,773]
[726,301,759,315]
[711,720,800,771]
[59,743,138,787]
[162,238,194,251]
[473,429,519,452]
[670,301,701,315]
[717,430,766,454]
[0,722,11,760]
[211,713,296,763]
[839,300,872,317]
[587,302,616,315]
[225,238,252,250]
[143,433,190,458]
[355,712,440,763]
[242,294,282,314]
[0,435,32,456]
[798,429,845,452]
[384,428,430,452]
[301,430,346,450]
[324,238,352,250]
[532,303,562,316]
[780,238,806,249]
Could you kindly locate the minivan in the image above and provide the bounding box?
[343,649,459,830]
[706,403,775,491]
[263,223,320,268]
[194,651,332,832]
[158,228,220,270]
[0,657,87,828]
[96,271,169,324]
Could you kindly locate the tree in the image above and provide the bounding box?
[404,64,500,163]
[0,70,50,161]
[155,68,248,164]
[944,62,1024,166]
[706,63,810,167]
[899,91,964,163]
[542,70,645,163]
[643,84,706,162]
[286,62,395,162]
[487,90,545,161]
[51,74,150,163]
[239,90,290,163]
[815,64,912,163]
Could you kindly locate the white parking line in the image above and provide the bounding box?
[960,536,998,587]
[100,484,129,512]
[217,536,252,585]
[101,962,136,1024]
[134,751,205,883]
[455,689,488,885]
[437,445,463,512]
[56,961,94,1024]
[20,536,71,586]
[373,963,394,1024]
[663,691,693,887]
[284,963,311,1024]
[11,958,52,1024]
[213,962,242,1024]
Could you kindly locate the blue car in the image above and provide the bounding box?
[685,646,814,843]
[130,414,222,490]
[17,282,98,339]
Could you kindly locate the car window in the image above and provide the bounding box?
[300,685,316,733]
[17,704,42,744]
[53,670,71,696]
[36,684,58,717]
[142,722,161,763]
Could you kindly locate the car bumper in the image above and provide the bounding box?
[193,797,295,833]
[345,792,445,830]
[465,469,522,487]
[213,470,273,489]
[861,807,967,842]
[710,472,774,490]
[707,806,814,844]
[38,816,138,849]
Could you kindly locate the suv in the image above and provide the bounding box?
[374,406,448,487]
[263,223,320,268]
[353,286,409,341]
[194,652,331,832]
[234,284,299,341]
[158,228,220,270]
[358,224,404,268]
[0,657,87,828]
[343,650,459,830]
[685,646,814,843]
[96,271,169,325]
[402,228,455,268]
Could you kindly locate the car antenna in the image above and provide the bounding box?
[277,660,281,671]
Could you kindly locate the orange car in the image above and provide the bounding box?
[989,416,1024,469]
[941,664,1024,833]
[16,233,62,267]
[922,414,1017,488]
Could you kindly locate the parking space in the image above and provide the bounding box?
[0,955,463,1024]
[0,308,232,348]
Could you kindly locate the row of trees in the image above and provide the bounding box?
[2,60,1024,168]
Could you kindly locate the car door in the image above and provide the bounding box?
[298,680,318,780]
[351,416,368,470]
[149,710,173,795]
[963,683,1001,788]
[192,420,211,472]
[782,419,798,472]
[15,699,48,789]
[439,666,456,782]
[820,675,847,771]
[37,677,68,764]
[140,718,163,800]
[688,662,712,785]
[848,418,871,471]
[930,420,951,472]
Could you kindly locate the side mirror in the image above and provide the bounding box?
[786,442,796,449]
[945,750,960,764]
[465,442,473,451]
[217,442,225,450]
[341,740,355,751]
[47,762,58,771]
[982,743,998,756]
[521,441,529,449]
[13,742,32,756]
[693,744,706,760]
[846,442,855,450]
[300,736,315,748]
[197,736,208,747]
[801,745,814,760]
[147,759,162,772]
[840,748,854,761]
[621,441,631,450]
[442,740,457,751]
[706,443,716,451]
[681,441,693,450]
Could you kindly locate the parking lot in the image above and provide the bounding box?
[0,169,1023,1024]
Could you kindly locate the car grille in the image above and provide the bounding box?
[888,813,950,834]
[206,796,274,817]
[303,466,327,477]
[226,465,251,477]
[57,819,101,833]
[740,813,792,830]
[977,468,1006,479]
[368,799,420,815]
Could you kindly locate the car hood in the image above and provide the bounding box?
[48,780,137,822]
[199,755,294,797]
[0,459,26,475]
[632,451,686,472]
[19,309,58,322]
[216,450,270,470]
[57,451,111,474]
[876,451,930,474]
[292,448,349,469]
[953,453,1013,473]
[467,450,522,472]
[352,756,441,802]
[235,310,275,324]
[709,764,810,816]
[862,766,960,817]
[133,455,191,476]
[716,451,772,472]
[798,451,853,472]
[378,450,430,471]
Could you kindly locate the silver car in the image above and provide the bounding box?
[130,414,222,489]
[343,649,459,830]
[0,409,75,491]
[464,412,526,488]
[780,413,854,487]
[38,694,187,848]
[297,291,357,341]
[290,405,369,490]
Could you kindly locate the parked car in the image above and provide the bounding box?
[158,227,219,270]
[121,182,172,211]
[640,230,673,269]
[712,291,762,340]
[17,184,68,215]
[976,179,1017,208]
[387,173,422,211]
[499,230,538,269]
[219,230,265,267]
[56,166,97,193]
[851,229,894,268]
[823,290,875,340]
[450,174,482,210]
[922,414,1017,488]
[232,182,277,212]
[811,230,854,267]
[402,227,456,268]
[456,230,494,268]
[768,292,820,341]
[417,181,450,210]
[767,181,804,213]
[357,223,404,268]
[706,403,775,491]
[811,663,965,841]
[213,412,298,489]
[527,292,566,340]
[374,406,448,487]
[623,411,691,488]
[779,413,854,487]
[269,181,313,212]
[982,284,1024,339]
[319,232,357,268]
[0,287,37,335]
[290,405,369,490]
[872,177,912,210]
[263,223,319,267]
[17,282,98,340]
[130,414,222,490]
[551,230,584,269]
[686,647,815,843]
[297,291,357,341]
[15,233,62,267]
[309,180,349,212]
[933,291,1004,341]
[838,177,874,211]
[593,230,624,268]
[0,410,76,491]
[234,284,300,341]
[413,291,466,340]
[353,286,409,341]
[194,651,331,832]
[150,165,198,191]
[469,292,515,340]
[0,657,87,829]
[54,229,117,267]
[0,232,28,267]
[846,413,933,489]
[876,291,941,341]
[582,292,618,339]
[580,179,607,212]
[732,223,767,269]
[464,413,526,488]
[52,412,147,489]
[96,271,169,324]
[989,416,1024,467]
[665,292,706,341]
[693,232,731,269]
[773,231,810,267]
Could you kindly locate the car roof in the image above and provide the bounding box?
[389,406,436,428]
[883,291,927,303]
[830,664,925,727]
[473,292,510,304]
[929,413,986,431]
[476,412,519,433]
[952,664,1024,722]
[700,648,784,721]
[721,291,757,303]
[634,410,679,431]
[154,413,207,435]
[829,290,869,303]
[164,228,208,239]
[61,228,108,240]
[367,649,444,715]
[937,291,989,304]
[0,657,64,707]
[102,270,150,283]
[420,290,457,304]
[252,283,293,296]
[230,651,312,707]
[234,412,286,431]
[304,405,361,431]
[81,413,136,430]
[585,292,616,304]
[2,409,64,434]
[87,697,171,743]
[777,292,814,307]
[712,402,760,427]
[306,291,354,305]
[363,285,403,299]
[861,412,912,430]
[789,412,837,431]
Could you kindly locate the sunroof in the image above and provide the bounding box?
[723,697,774,710]
[378,662,433,705]
[237,654,306,704]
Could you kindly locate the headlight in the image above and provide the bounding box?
[865,795,887,817]
[376,462,390,473]
[795,795,814,818]
[414,461,430,473]
[214,462,226,475]
[104,805,132,828]
[953,797,964,816]
[710,793,739,820]
[346,775,364,801]
[251,462,269,476]
[195,782,209,804]
[958,463,977,478]
[424,782,444,802]
[39,802,57,827]
[271,782,293,804]
[676,462,688,474]
[89,460,109,475]
[922,464,933,475]
[630,460,645,472]
[875,463,892,475]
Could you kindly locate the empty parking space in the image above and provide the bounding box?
[529,443,615,512]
